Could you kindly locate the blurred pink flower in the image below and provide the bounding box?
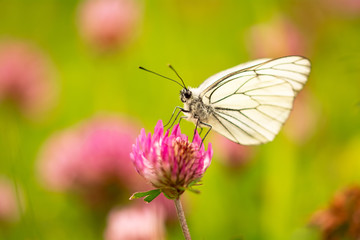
[153,193,178,222]
[0,41,56,117]
[104,205,166,240]
[77,0,142,50]
[38,115,143,206]
[323,0,360,15]
[213,134,255,168]
[247,16,306,58]
[0,176,22,224]
[131,120,213,199]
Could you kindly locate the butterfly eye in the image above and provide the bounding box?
[180,89,192,102]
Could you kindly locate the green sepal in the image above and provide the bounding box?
[162,191,173,200]
[185,179,202,194]
[188,178,202,187]
[129,189,161,203]
[187,188,201,194]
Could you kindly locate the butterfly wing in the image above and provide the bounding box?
[201,56,311,145]
[196,58,270,95]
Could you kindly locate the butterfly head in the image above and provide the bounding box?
[180,88,192,103]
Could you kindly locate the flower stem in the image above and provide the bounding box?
[174,198,191,240]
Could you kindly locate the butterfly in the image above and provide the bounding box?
[140,55,311,145]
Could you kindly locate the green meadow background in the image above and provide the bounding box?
[1,0,360,239]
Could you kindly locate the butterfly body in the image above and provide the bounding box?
[181,88,214,126]
[178,55,311,145]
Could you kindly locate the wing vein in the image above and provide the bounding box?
[212,114,240,143]
[238,111,277,135]
[254,72,305,84]
[215,111,268,142]
[269,66,309,76]
[255,108,284,124]
[209,75,257,104]
[240,82,289,94]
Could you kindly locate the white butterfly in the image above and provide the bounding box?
[178,55,311,145]
[140,55,311,145]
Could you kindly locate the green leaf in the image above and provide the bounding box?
[129,189,161,203]
[143,190,161,202]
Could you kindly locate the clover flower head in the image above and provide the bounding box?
[247,16,306,58]
[77,0,141,50]
[0,176,23,224]
[38,115,142,193]
[0,41,56,117]
[131,120,212,199]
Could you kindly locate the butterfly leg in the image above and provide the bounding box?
[167,116,187,132]
[166,111,182,130]
[164,106,181,127]
[191,119,200,143]
[191,119,207,143]
[164,106,188,128]
[177,116,186,125]
[199,121,212,148]
[198,127,204,136]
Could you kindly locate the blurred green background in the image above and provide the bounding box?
[1,0,360,239]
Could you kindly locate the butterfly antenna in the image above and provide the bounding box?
[168,64,187,89]
[139,66,184,89]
